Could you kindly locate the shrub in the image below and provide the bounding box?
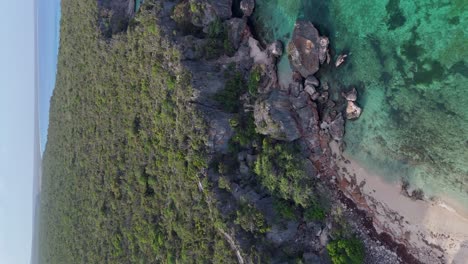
[327,238,365,264]
[235,201,270,234]
[304,202,326,221]
[254,139,313,207]
[213,71,245,112]
[248,67,262,96]
[230,113,260,148]
[273,199,297,220]
[218,176,231,191]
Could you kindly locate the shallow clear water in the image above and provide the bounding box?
[253,0,468,206]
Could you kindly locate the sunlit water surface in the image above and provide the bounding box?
[253,0,468,207]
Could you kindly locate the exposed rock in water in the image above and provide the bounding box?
[240,0,255,17]
[335,53,348,67]
[318,36,330,65]
[346,101,362,120]
[254,90,301,141]
[342,87,357,101]
[267,40,283,57]
[287,21,330,78]
[226,18,247,50]
[342,88,361,119]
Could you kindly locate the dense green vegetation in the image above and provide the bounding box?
[40,0,369,263]
[39,1,237,263]
[235,200,270,234]
[254,139,314,207]
[326,238,365,264]
[214,69,246,113]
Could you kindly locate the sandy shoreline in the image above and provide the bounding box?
[329,142,468,264]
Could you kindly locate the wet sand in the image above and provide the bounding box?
[330,142,468,264]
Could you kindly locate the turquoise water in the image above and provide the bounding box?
[253,0,468,206]
[135,0,142,12]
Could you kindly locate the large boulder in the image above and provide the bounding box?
[287,21,329,78]
[240,0,255,17]
[346,101,362,120]
[342,87,357,101]
[254,90,301,141]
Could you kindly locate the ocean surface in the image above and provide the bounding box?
[253,0,468,207]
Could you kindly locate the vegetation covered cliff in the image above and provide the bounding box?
[40,1,409,263]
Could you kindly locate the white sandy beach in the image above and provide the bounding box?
[330,142,468,264]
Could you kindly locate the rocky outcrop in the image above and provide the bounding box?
[267,40,283,57]
[287,21,330,78]
[240,0,255,17]
[346,101,362,120]
[328,113,345,141]
[207,0,233,19]
[226,18,247,50]
[254,90,302,141]
[342,88,362,119]
[97,0,135,37]
[335,53,348,67]
[342,87,357,101]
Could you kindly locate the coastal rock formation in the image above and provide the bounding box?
[240,0,255,17]
[342,88,362,119]
[328,113,345,141]
[97,0,135,37]
[207,0,233,19]
[346,101,362,120]
[305,75,320,87]
[226,18,247,50]
[335,53,348,67]
[287,21,329,78]
[268,40,283,57]
[254,90,302,141]
[342,87,357,101]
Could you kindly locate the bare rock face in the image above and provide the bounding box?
[346,101,362,120]
[240,0,255,17]
[226,18,247,50]
[268,40,283,57]
[329,113,345,141]
[318,36,330,64]
[342,87,357,101]
[287,21,329,78]
[254,90,302,141]
[305,75,320,87]
[207,0,233,19]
